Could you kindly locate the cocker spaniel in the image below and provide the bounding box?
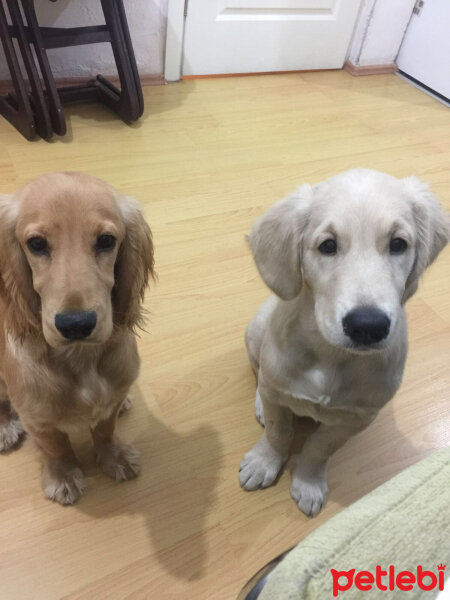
[0,172,154,505]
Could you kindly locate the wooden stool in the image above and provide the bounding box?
[0,0,144,139]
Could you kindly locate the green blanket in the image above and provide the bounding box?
[259,449,450,599]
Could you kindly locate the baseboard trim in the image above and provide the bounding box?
[182,68,339,81]
[0,74,165,92]
[344,61,397,77]
[136,74,166,86]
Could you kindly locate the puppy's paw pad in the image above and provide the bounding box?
[239,450,283,491]
[43,467,85,506]
[0,418,24,452]
[118,396,133,416]
[98,443,140,481]
[290,476,328,518]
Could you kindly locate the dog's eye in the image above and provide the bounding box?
[318,239,337,255]
[390,238,408,254]
[27,237,49,255]
[96,235,116,252]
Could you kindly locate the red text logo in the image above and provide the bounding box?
[331,564,446,597]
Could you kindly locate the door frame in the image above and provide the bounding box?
[165,0,185,82]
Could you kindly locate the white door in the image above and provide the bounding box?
[397,0,450,100]
[181,0,363,76]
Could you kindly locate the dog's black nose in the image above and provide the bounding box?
[342,307,390,346]
[54,311,97,341]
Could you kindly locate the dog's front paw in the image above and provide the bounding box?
[290,462,328,517]
[239,438,285,490]
[97,441,140,481]
[42,466,85,506]
[0,417,24,452]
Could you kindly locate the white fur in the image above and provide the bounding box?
[241,169,449,517]
[96,442,140,481]
[43,466,86,506]
[0,417,24,451]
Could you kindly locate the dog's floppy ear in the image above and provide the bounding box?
[402,177,450,302]
[113,196,155,330]
[249,185,312,300]
[0,194,41,339]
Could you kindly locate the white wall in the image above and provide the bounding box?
[0,0,168,79]
[1,0,417,79]
[348,0,416,66]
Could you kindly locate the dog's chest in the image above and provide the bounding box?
[271,354,400,423]
[56,365,116,431]
[42,343,127,431]
[6,333,138,433]
[278,364,337,410]
[75,367,112,414]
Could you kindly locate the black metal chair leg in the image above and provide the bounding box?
[0,1,35,140]
[6,0,52,139]
[20,0,66,136]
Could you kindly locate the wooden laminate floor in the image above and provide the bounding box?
[0,71,449,600]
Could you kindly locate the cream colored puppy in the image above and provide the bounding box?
[240,169,449,517]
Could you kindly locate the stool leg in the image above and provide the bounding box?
[0,0,35,139]
[98,0,141,122]
[6,0,52,139]
[20,0,67,136]
[115,0,144,116]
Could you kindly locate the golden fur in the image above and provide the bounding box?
[0,172,154,505]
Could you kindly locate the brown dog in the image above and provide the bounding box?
[0,172,154,505]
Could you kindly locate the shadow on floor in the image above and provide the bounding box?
[73,384,223,582]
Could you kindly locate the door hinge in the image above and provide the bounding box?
[184,0,189,18]
[413,0,424,15]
